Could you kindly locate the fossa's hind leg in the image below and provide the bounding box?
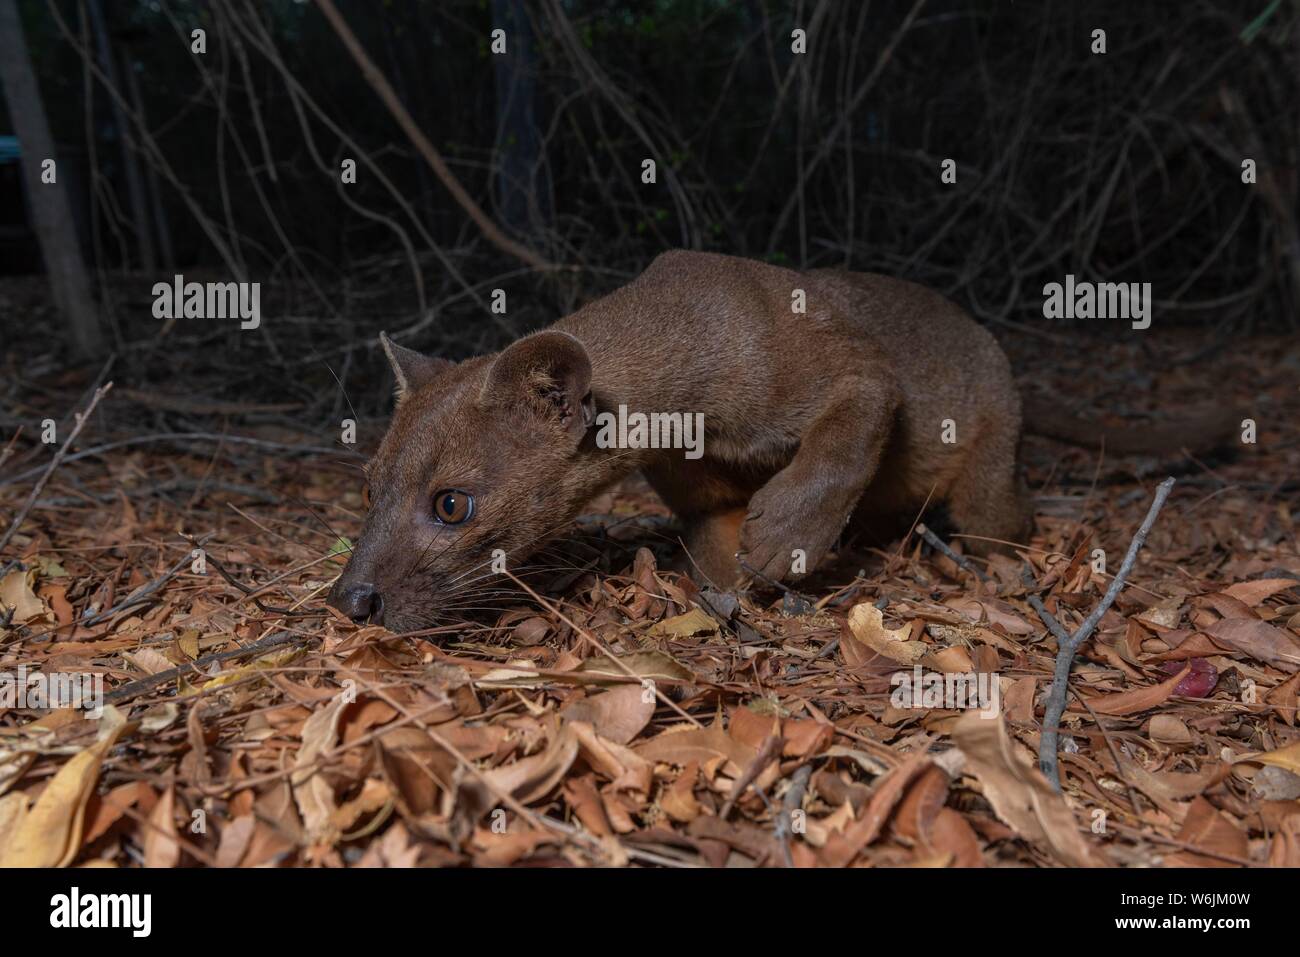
[946,426,1033,557]
[679,508,748,587]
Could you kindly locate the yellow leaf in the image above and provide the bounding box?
[1232,741,1300,775]
[648,608,718,640]
[0,706,128,867]
[186,646,301,695]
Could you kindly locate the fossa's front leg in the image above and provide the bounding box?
[738,378,898,583]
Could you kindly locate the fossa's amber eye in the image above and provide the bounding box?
[360,483,371,510]
[433,489,474,525]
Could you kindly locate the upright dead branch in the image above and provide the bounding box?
[1036,476,1176,792]
[313,0,555,272]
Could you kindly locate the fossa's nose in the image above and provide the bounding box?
[330,581,384,625]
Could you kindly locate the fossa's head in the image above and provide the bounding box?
[327,331,596,632]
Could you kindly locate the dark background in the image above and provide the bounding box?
[0,0,1296,420]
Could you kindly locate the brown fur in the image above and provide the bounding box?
[328,251,1229,630]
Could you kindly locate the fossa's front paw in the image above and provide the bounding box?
[738,485,841,583]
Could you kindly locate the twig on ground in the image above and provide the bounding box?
[0,382,112,558]
[916,522,990,581]
[775,763,813,868]
[1020,562,1073,644]
[103,630,306,704]
[1069,685,1143,814]
[1037,476,1175,791]
[82,541,207,626]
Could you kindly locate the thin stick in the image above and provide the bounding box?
[0,382,112,558]
[1069,685,1143,814]
[1021,562,1073,644]
[1038,477,1175,791]
[775,764,813,868]
[916,522,989,581]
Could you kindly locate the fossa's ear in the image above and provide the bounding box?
[379,332,454,403]
[481,330,595,441]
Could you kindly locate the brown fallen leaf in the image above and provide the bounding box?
[1206,618,1300,673]
[1075,664,1190,716]
[1148,714,1193,745]
[468,720,580,815]
[1116,755,1220,819]
[891,764,950,843]
[660,761,703,824]
[1265,672,1300,727]
[951,711,1107,867]
[1267,814,1300,867]
[634,722,757,775]
[1221,578,1299,606]
[0,793,29,851]
[819,751,932,866]
[1231,740,1300,776]
[563,774,612,836]
[215,815,256,868]
[561,683,654,744]
[1166,797,1248,867]
[144,782,181,868]
[83,780,156,846]
[38,582,74,627]
[569,721,653,797]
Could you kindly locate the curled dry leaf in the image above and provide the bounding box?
[951,711,1107,867]
[847,603,926,664]
[0,566,51,627]
[291,694,350,845]
[634,722,756,777]
[1230,740,1300,776]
